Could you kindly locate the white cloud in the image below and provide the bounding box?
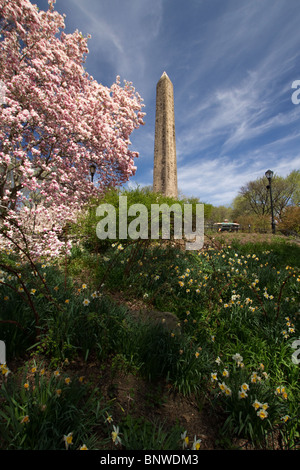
[68,0,163,83]
[177,151,300,206]
[48,0,300,207]
[178,156,245,205]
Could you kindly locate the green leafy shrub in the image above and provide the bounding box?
[74,186,209,254]
[0,362,110,450]
[119,415,183,450]
[210,354,298,448]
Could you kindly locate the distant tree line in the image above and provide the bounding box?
[231,170,300,234]
[178,170,300,235]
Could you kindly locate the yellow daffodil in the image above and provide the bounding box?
[105,413,113,424]
[63,432,73,449]
[192,435,202,450]
[218,382,226,391]
[21,415,30,424]
[181,431,189,449]
[241,383,249,391]
[1,363,10,376]
[111,425,121,446]
[257,409,268,420]
[252,400,262,410]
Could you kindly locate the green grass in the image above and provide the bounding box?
[0,362,111,450]
[0,236,299,450]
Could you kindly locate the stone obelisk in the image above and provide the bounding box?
[153,72,178,199]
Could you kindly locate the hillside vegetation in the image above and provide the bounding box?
[0,192,299,451]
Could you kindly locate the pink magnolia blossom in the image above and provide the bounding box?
[0,0,145,258]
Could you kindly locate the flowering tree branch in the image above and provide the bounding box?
[0,0,145,258]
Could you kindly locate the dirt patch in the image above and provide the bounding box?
[106,370,221,450]
[71,357,221,450]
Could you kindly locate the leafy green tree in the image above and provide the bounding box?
[233,171,299,220]
[286,170,300,206]
[74,187,205,252]
[207,205,233,224]
[277,205,300,235]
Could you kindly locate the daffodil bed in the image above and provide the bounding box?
[0,233,299,450]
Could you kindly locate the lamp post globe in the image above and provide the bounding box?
[265,169,274,181]
[89,163,96,183]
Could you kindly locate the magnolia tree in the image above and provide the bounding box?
[0,0,145,258]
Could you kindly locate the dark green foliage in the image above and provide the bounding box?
[0,363,110,450]
[120,414,183,450]
[1,193,299,450]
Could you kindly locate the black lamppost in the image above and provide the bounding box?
[265,169,275,234]
[89,163,96,183]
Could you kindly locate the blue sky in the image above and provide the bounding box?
[35,0,300,206]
